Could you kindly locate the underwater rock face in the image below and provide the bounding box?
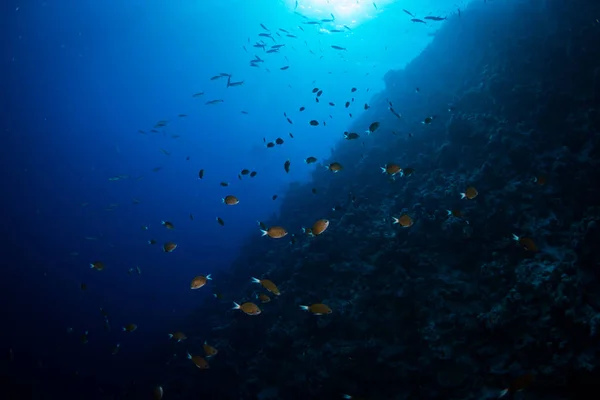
[170,1,600,398]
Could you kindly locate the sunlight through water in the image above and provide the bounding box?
[289,0,395,26]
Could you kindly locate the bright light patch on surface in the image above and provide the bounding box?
[291,0,395,26]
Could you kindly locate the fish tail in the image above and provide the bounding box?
[206,274,212,280]
[299,305,309,311]
[251,277,260,283]
[232,302,241,310]
[260,229,268,236]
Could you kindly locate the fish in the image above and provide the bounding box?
[168,332,187,342]
[203,341,218,357]
[148,239,157,245]
[222,195,239,205]
[250,171,257,177]
[241,169,250,175]
[189,213,194,220]
[205,99,224,105]
[232,302,261,316]
[411,18,426,24]
[299,304,332,315]
[345,101,350,108]
[261,226,288,239]
[90,261,105,271]
[299,106,305,111]
[251,277,280,295]
[260,23,269,31]
[366,121,380,134]
[275,138,284,145]
[192,92,204,97]
[460,187,478,200]
[284,160,291,173]
[187,353,209,369]
[344,132,360,140]
[216,217,225,226]
[381,163,402,176]
[198,169,204,179]
[499,373,534,398]
[331,45,346,51]
[305,156,317,164]
[153,386,164,400]
[393,214,414,228]
[424,16,446,21]
[422,115,435,124]
[161,221,174,229]
[280,66,289,70]
[272,195,278,200]
[311,219,330,236]
[309,120,319,126]
[163,242,178,252]
[364,103,370,110]
[122,324,137,332]
[190,274,212,289]
[403,9,415,17]
[325,162,343,172]
[220,182,229,187]
[512,235,539,252]
[257,293,271,303]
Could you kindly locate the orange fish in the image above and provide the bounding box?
[299,303,332,315]
[392,214,413,228]
[90,261,105,271]
[153,385,164,400]
[203,341,218,357]
[311,219,330,236]
[499,373,534,398]
[222,195,239,205]
[512,234,538,252]
[168,331,187,342]
[232,301,261,315]
[251,277,280,295]
[447,209,463,218]
[533,175,546,185]
[122,323,137,332]
[190,274,212,289]
[260,226,288,239]
[380,163,402,176]
[460,186,478,200]
[161,221,175,229]
[163,241,177,252]
[187,352,209,369]
[257,293,271,303]
[325,162,343,172]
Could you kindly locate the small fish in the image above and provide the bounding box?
[311,188,317,194]
[232,302,261,316]
[222,195,239,205]
[460,187,478,200]
[309,120,319,126]
[192,92,204,97]
[364,103,370,110]
[422,116,435,124]
[198,169,204,179]
[299,106,305,111]
[317,90,323,97]
[411,18,426,24]
[148,239,157,245]
[512,235,539,252]
[403,9,415,17]
[272,195,278,200]
[275,137,284,145]
[424,16,446,21]
[250,171,257,177]
[163,242,178,252]
[90,261,105,271]
[190,274,212,289]
[251,277,280,295]
[260,23,270,31]
[203,341,218,357]
[205,99,224,105]
[280,66,289,70]
[261,226,288,239]
[122,324,137,332]
[305,156,317,164]
[311,219,330,236]
[312,88,319,93]
[220,182,229,187]
[381,163,402,176]
[284,160,291,173]
[299,304,332,315]
[257,293,271,303]
[168,332,187,342]
[392,214,414,228]
[286,117,293,124]
[161,221,174,229]
[344,132,360,140]
[331,45,347,51]
[345,101,350,108]
[216,217,225,226]
[266,142,275,148]
[499,373,534,398]
[189,213,194,220]
[187,352,209,369]
[153,386,164,400]
[325,162,343,172]
[366,122,380,134]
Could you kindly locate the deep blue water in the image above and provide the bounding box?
[2,0,480,397]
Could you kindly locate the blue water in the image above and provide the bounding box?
[2,0,468,397]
